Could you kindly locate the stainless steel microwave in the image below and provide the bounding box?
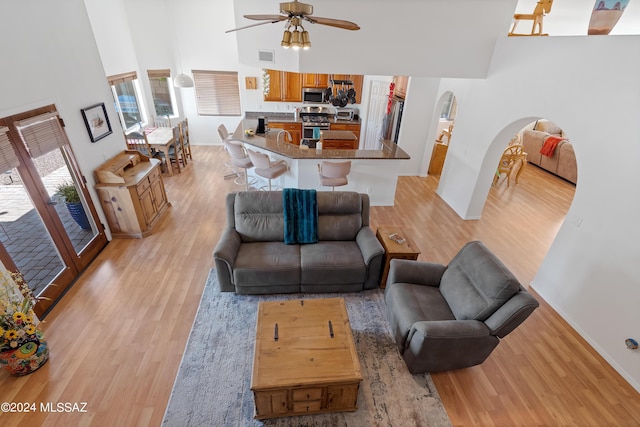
[302,88,325,104]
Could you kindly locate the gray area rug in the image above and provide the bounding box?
[162,270,452,427]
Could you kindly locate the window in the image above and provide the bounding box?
[193,70,241,116]
[107,71,147,131]
[147,69,177,118]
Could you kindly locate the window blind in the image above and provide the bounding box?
[147,69,171,79]
[193,70,241,116]
[107,71,138,86]
[0,126,20,172]
[15,112,67,158]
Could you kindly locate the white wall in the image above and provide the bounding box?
[0,0,125,234]
[4,0,639,394]
[435,35,640,392]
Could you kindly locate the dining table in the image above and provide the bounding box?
[144,127,181,176]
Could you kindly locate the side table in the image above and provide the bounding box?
[376,226,421,288]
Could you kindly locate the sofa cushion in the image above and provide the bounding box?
[385,283,455,351]
[316,192,363,241]
[534,119,562,136]
[234,241,300,286]
[234,192,284,242]
[439,242,520,321]
[300,241,365,284]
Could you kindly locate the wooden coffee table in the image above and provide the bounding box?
[251,298,362,420]
[376,226,421,288]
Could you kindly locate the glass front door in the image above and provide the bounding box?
[0,105,107,316]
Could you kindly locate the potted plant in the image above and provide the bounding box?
[0,270,49,375]
[55,182,91,230]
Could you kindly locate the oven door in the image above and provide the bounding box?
[302,125,329,139]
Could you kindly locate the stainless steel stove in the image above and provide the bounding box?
[300,105,335,139]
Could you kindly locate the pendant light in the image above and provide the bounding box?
[168,0,193,88]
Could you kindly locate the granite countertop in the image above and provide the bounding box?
[233,120,409,160]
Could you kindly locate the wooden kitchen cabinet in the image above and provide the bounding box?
[329,122,361,147]
[282,71,302,102]
[393,75,409,99]
[264,69,302,102]
[95,151,170,238]
[268,121,302,145]
[302,73,329,88]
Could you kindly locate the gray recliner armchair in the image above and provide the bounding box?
[384,241,539,373]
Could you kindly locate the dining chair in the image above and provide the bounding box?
[153,116,172,127]
[224,140,255,191]
[318,160,351,190]
[180,118,192,160]
[124,131,157,159]
[246,149,288,191]
[153,127,184,174]
[493,144,527,187]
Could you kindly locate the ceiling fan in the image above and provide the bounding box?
[225,0,360,50]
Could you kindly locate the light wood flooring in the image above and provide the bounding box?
[1,146,639,426]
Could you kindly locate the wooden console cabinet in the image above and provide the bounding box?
[95,150,170,238]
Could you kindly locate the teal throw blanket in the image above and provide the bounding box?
[283,188,318,245]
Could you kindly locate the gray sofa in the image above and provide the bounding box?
[213,191,384,294]
[384,241,539,373]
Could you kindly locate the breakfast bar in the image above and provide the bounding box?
[232,120,410,205]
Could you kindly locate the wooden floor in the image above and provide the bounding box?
[1,146,639,426]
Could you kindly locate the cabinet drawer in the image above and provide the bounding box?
[136,177,151,195]
[293,388,322,402]
[292,400,322,413]
[148,167,160,182]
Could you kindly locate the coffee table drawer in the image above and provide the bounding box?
[293,400,322,413]
[293,388,323,402]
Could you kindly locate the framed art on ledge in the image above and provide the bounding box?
[81,103,112,142]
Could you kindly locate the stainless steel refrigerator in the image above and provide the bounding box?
[382,96,404,144]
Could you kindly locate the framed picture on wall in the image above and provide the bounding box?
[81,103,112,142]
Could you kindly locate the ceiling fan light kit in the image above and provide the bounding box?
[226,0,359,51]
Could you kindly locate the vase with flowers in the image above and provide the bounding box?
[0,270,49,375]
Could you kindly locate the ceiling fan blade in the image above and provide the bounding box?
[243,14,288,22]
[304,16,360,31]
[225,19,285,34]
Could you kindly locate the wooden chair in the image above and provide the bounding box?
[318,161,351,190]
[493,144,527,187]
[435,123,454,145]
[154,127,185,174]
[153,116,172,127]
[180,118,192,160]
[124,131,156,159]
[508,0,553,36]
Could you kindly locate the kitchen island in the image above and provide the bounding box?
[232,120,410,205]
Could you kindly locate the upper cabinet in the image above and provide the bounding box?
[393,76,409,99]
[265,70,364,104]
[264,70,302,102]
[302,73,329,89]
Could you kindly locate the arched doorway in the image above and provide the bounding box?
[427,91,457,177]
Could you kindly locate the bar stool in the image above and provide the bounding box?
[217,124,232,142]
[224,140,255,191]
[247,149,288,191]
[318,161,351,190]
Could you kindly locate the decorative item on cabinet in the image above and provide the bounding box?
[94,150,170,238]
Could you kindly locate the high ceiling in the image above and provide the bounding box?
[514,0,640,35]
